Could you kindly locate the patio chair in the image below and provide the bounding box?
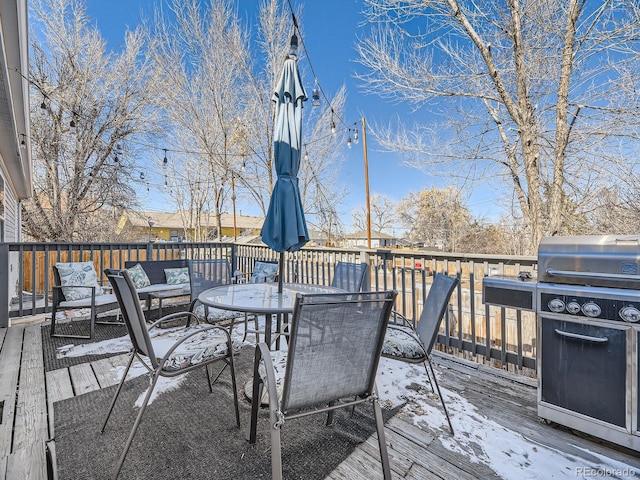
[248,290,397,480]
[242,260,280,342]
[382,272,459,434]
[50,261,120,339]
[102,269,240,479]
[330,261,369,292]
[188,258,245,328]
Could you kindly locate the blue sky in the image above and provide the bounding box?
[83,0,498,228]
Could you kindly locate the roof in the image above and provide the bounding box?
[126,211,264,230]
[345,229,396,240]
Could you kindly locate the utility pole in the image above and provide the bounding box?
[362,117,371,249]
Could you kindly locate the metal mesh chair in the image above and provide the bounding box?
[382,272,459,434]
[242,260,280,343]
[103,269,240,479]
[188,259,246,327]
[248,290,397,480]
[330,261,369,292]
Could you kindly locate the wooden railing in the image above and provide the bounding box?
[1,241,537,374]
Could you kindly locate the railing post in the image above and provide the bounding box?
[0,244,9,327]
[376,249,391,291]
[360,250,371,291]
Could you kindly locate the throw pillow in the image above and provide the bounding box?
[126,263,151,289]
[55,261,103,301]
[165,267,190,285]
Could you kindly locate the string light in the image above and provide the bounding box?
[139,171,145,180]
[304,148,309,161]
[353,128,359,144]
[20,134,26,149]
[347,129,352,148]
[163,148,168,166]
[311,80,320,107]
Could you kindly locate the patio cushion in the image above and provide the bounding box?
[249,262,278,283]
[258,350,288,405]
[382,325,426,360]
[157,325,233,372]
[126,263,151,289]
[193,304,245,324]
[136,283,189,295]
[58,293,118,308]
[165,267,190,285]
[55,261,103,301]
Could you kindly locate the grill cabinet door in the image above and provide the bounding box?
[540,317,627,428]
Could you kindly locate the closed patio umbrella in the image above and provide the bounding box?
[261,33,309,291]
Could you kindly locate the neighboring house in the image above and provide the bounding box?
[118,211,264,242]
[342,230,397,249]
[1,0,32,326]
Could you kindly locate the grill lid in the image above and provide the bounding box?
[537,235,640,289]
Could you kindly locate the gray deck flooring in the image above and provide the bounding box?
[1,323,640,479]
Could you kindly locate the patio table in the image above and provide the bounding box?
[197,282,345,348]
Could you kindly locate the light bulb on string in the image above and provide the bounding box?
[139,171,145,180]
[163,148,168,166]
[330,119,336,135]
[304,149,309,161]
[40,99,47,110]
[354,128,359,144]
[20,134,26,149]
[312,80,320,107]
[347,130,352,149]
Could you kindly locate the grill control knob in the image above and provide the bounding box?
[582,301,601,317]
[620,306,640,323]
[548,298,565,313]
[566,301,581,314]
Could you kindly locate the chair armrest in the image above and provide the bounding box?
[147,311,199,331]
[52,284,100,303]
[389,309,414,328]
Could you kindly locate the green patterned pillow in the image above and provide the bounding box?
[126,263,151,289]
[55,261,103,301]
[165,267,190,285]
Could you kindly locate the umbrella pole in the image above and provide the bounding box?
[278,252,284,293]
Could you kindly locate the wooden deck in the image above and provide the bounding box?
[2,322,640,479]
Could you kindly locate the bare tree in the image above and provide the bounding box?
[24,0,158,241]
[357,0,640,253]
[351,193,396,234]
[396,187,471,251]
[148,0,249,240]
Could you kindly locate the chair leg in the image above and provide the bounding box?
[101,352,136,433]
[247,377,262,443]
[270,405,284,480]
[227,351,241,428]
[112,370,162,479]
[326,401,335,426]
[373,397,392,480]
[50,304,58,337]
[425,355,454,435]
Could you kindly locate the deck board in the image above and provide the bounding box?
[0,327,24,461]
[13,326,48,453]
[68,362,101,396]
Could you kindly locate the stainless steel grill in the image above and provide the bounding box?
[484,235,640,451]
